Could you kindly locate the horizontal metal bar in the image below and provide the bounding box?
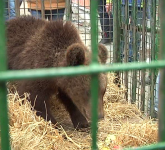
[124,142,165,150]
[1,60,165,81]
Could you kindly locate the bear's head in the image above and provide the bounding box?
[57,43,108,124]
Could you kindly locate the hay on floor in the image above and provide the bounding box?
[5,73,158,150]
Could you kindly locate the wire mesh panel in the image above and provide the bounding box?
[118,0,160,117]
[5,0,114,64]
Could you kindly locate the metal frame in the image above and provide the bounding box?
[1,0,165,150]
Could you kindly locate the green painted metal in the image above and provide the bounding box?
[41,0,45,20]
[0,0,11,150]
[90,0,99,149]
[124,142,165,150]
[131,0,138,103]
[113,0,121,63]
[113,0,122,98]
[1,60,165,81]
[65,0,72,21]
[158,0,165,142]
[15,0,20,17]
[123,0,129,100]
[140,0,146,112]
[123,0,129,63]
[91,74,99,150]
[150,0,156,118]
[1,0,165,149]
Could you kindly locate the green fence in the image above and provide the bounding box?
[113,0,160,117]
[1,0,165,150]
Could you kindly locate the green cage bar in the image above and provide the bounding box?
[1,60,165,81]
[90,0,99,149]
[158,0,165,142]
[125,142,165,150]
[15,0,20,17]
[41,0,45,20]
[140,0,146,112]
[1,0,165,149]
[0,0,11,150]
[113,0,121,63]
[65,0,72,21]
[131,0,137,103]
[113,0,122,95]
[122,0,129,100]
[150,0,156,118]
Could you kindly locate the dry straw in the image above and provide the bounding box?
[3,73,158,150]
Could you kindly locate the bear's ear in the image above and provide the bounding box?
[98,43,108,64]
[66,43,86,66]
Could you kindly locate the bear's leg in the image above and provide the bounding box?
[35,97,57,125]
[16,80,57,125]
[58,89,89,129]
[30,91,57,125]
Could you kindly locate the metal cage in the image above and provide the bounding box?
[1,0,165,149]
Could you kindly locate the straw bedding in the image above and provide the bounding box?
[2,73,157,150]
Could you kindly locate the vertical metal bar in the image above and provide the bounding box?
[131,0,137,103]
[41,0,45,20]
[113,0,121,63]
[84,0,87,45]
[15,0,20,17]
[140,0,146,112]
[90,0,98,64]
[78,0,80,30]
[65,0,72,21]
[22,0,26,15]
[113,0,121,95]
[90,0,99,149]
[49,0,52,20]
[123,0,128,63]
[123,0,128,101]
[158,0,165,142]
[0,0,11,150]
[150,0,156,118]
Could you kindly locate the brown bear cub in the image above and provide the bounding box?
[6,16,108,129]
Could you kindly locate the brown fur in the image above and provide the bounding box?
[7,16,108,129]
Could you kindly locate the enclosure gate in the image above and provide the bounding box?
[1,0,165,150]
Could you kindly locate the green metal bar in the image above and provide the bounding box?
[158,0,165,142]
[140,0,146,112]
[123,0,129,63]
[131,0,137,103]
[90,1,98,64]
[113,0,121,96]
[90,0,99,149]
[113,0,121,63]
[123,0,128,101]
[1,60,165,81]
[15,0,20,17]
[65,0,72,21]
[41,0,45,20]
[91,74,99,150]
[0,0,11,150]
[150,0,156,118]
[124,142,165,150]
